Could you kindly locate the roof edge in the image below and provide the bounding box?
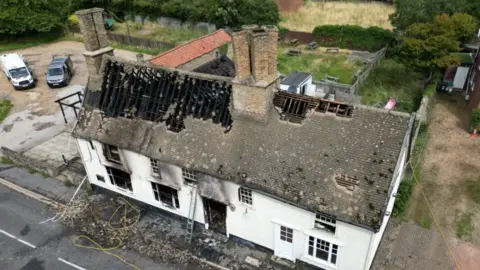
[355,104,412,118]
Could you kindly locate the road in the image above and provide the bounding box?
[0,184,193,270]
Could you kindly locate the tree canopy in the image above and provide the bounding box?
[390,0,480,31]
[397,13,478,72]
[0,0,70,34]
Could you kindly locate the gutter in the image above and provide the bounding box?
[375,113,415,232]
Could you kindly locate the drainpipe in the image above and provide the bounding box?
[363,232,375,270]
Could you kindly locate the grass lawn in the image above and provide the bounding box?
[358,59,425,113]
[0,99,13,123]
[277,48,363,84]
[111,22,203,44]
[280,1,394,32]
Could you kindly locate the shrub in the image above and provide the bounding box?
[470,108,480,131]
[133,22,143,30]
[312,24,395,51]
[392,180,413,217]
[67,14,79,28]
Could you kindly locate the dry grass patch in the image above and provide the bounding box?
[280,2,395,32]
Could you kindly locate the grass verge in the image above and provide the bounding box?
[0,99,13,123]
[277,48,363,84]
[0,157,14,165]
[392,123,431,226]
[358,59,425,113]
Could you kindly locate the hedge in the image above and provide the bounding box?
[312,25,395,51]
[470,108,480,132]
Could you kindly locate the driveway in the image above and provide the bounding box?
[0,41,151,154]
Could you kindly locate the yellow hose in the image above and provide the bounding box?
[71,197,142,270]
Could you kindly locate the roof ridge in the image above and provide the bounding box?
[356,104,412,118]
[150,29,227,61]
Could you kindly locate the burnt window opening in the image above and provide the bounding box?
[98,60,233,133]
[151,182,179,208]
[314,213,336,234]
[150,159,161,175]
[273,91,354,123]
[238,187,253,205]
[107,167,132,191]
[104,144,121,164]
[182,168,197,185]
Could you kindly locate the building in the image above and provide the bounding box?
[149,29,232,71]
[465,44,480,109]
[73,8,414,270]
[280,71,319,97]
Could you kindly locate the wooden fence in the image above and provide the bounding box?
[106,33,176,51]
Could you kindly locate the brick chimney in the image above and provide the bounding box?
[75,8,114,77]
[231,25,279,121]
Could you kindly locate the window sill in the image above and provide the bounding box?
[303,255,337,270]
[240,202,254,210]
[115,186,134,195]
[153,201,179,211]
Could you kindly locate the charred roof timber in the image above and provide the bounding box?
[273,91,354,124]
[97,59,233,133]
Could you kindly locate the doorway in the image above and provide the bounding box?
[274,224,295,261]
[203,198,227,235]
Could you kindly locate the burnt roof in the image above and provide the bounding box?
[281,71,312,87]
[74,56,412,230]
[193,55,235,77]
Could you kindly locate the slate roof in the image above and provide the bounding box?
[193,55,235,77]
[74,57,412,231]
[150,30,232,68]
[281,71,312,87]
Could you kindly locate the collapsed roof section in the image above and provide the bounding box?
[87,56,233,133]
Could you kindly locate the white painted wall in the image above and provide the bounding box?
[76,137,383,270]
[76,138,206,224]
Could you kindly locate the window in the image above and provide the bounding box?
[280,226,293,243]
[238,187,253,205]
[107,167,132,191]
[96,175,105,182]
[182,169,197,184]
[308,236,338,265]
[314,213,336,234]
[151,182,179,208]
[150,159,160,175]
[104,144,121,164]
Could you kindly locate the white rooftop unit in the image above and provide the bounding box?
[280,71,316,97]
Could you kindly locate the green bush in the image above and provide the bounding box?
[392,180,413,217]
[132,22,143,30]
[470,108,480,131]
[312,25,395,51]
[67,14,79,28]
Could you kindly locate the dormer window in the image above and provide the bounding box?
[104,144,121,164]
[315,213,336,234]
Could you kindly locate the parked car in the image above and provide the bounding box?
[46,56,74,88]
[0,53,36,90]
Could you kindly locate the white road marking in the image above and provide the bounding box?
[0,228,16,239]
[58,258,87,270]
[17,239,37,249]
[0,228,36,248]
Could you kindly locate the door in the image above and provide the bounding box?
[274,224,295,261]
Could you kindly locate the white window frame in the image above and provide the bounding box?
[182,168,197,184]
[238,187,253,205]
[314,213,336,234]
[150,158,161,176]
[151,182,180,209]
[306,236,339,266]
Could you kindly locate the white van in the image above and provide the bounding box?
[0,53,36,90]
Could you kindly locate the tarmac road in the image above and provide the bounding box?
[0,184,197,270]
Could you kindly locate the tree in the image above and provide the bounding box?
[398,13,477,72]
[390,0,480,31]
[0,0,70,34]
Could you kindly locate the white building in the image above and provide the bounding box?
[73,9,413,270]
